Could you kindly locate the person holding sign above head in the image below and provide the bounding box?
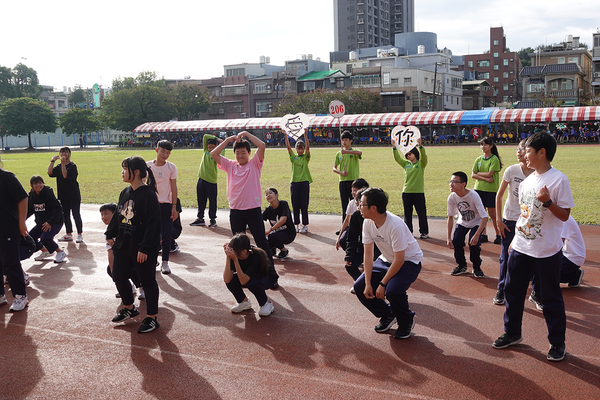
[285,128,312,233]
[333,131,362,224]
[392,134,429,239]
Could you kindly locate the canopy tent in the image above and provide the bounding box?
[133,106,600,134]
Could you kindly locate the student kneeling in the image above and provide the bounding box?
[353,188,423,339]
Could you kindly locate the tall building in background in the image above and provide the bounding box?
[334,0,414,52]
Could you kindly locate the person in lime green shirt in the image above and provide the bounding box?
[190,134,223,228]
[472,137,503,244]
[392,137,429,239]
[285,129,312,233]
[333,131,362,223]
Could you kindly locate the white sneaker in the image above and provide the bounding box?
[258,300,274,317]
[76,234,84,243]
[54,250,67,263]
[34,251,52,261]
[295,225,300,233]
[24,273,30,286]
[10,294,28,312]
[138,287,145,300]
[58,234,73,242]
[131,281,137,295]
[299,225,308,234]
[0,294,7,306]
[230,300,252,313]
[161,261,171,274]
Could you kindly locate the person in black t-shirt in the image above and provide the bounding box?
[262,188,296,259]
[223,233,274,317]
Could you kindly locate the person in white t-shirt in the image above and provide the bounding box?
[446,171,488,278]
[559,216,585,287]
[147,140,178,275]
[493,132,574,362]
[493,140,534,305]
[352,188,423,339]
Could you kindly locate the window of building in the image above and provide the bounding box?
[480,72,490,79]
[503,59,509,66]
[561,80,573,90]
[503,84,509,91]
[346,64,352,74]
[478,60,490,67]
[493,40,499,45]
[494,65,499,70]
[557,57,565,64]
[527,83,544,93]
[494,77,499,82]
[284,81,293,91]
[468,61,473,68]
[233,104,244,113]
[254,83,268,94]
[568,57,579,65]
[303,81,316,91]
[503,96,509,102]
[503,72,509,78]
[551,81,559,90]
[391,78,398,85]
[404,77,412,84]
[226,68,245,77]
[493,52,499,58]
[336,79,345,88]
[256,101,270,113]
[352,76,381,87]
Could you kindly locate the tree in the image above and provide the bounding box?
[101,71,175,132]
[11,63,42,99]
[68,85,87,108]
[0,66,15,101]
[517,47,535,68]
[0,97,57,149]
[271,88,381,117]
[59,108,101,136]
[168,83,212,121]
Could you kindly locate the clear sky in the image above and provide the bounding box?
[1,0,598,90]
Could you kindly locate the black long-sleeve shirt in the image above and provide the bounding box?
[27,186,63,227]
[105,185,161,256]
[345,210,381,263]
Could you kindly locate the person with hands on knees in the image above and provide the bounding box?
[263,188,296,259]
[223,233,274,317]
[352,188,423,339]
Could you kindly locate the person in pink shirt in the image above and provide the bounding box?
[211,131,279,289]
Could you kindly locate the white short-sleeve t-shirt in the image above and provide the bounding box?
[562,215,586,267]
[501,164,528,221]
[147,160,178,204]
[362,211,423,265]
[447,190,488,229]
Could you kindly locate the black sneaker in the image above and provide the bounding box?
[112,305,140,322]
[568,269,584,288]
[547,343,566,361]
[208,219,217,228]
[277,249,289,259]
[492,333,523,349]
[190,218,205,226]
[394,320,415,339]
[451,265,468,276]
[493,290,505,305]
[270,280,280,290]
[374,316,396,333]
[473,268,485,278]
[138,317,160,333]
[480,234,488,243]
[493,235,502,244]
[529,291,543,311]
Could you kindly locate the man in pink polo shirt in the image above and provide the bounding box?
[211,131,279,288]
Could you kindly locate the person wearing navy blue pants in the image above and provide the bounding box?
[497,219,516,294]
[504,250,565,345]
[452,223,482,269]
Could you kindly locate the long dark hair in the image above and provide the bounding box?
[479,137,503,168]
[122,156,157,191]
[229,233,269,277]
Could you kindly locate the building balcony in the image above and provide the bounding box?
[549,89,576,98]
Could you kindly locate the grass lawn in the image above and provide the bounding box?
[2,143,599,224]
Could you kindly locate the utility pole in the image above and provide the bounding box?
[432,62,441,111]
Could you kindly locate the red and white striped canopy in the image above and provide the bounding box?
[490,107,600,123]
[402,111,465,126]
[310,115,340,128]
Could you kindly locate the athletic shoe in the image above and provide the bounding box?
[473,268,485,278]
[529,291,543,311]
[451,265,468,276]
[335,230,340,235]
[54,249,67,263]
[137,317,160,333]
[9,294,28,312]
[547,343,566,362]
[493,235,502,244]
[480,234,488,243]
[161,261,171,275]
[112,305,140,322]
[170,242,180,253]
[258,300,274,317]
[568,269,584,288]
[34,251,52,261]
[0,295,7,306]
[277,249,289,259]
[394,319,415,339]
[420,233,429,239]
[58,234,73,242]
[493,290,505,305]
[350,285,356,294]
[231,300,252,313]
[270,280,280,290]
[76,234,84,243]
[295,225,300,233]
[374,316,396,333]
[138,287,145,300]
[189,218,205,226]
[209,220,217,228]
[299,225,308,234]
[492,333,523,349]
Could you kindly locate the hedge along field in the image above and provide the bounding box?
[2,143,599,225]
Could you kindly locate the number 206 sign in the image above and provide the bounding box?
[329,100,345,119]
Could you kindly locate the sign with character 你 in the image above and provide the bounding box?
[391,125,421,155]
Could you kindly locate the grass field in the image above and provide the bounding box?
[2,143,599,224]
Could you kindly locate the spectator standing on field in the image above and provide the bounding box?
[190,134,223,228]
